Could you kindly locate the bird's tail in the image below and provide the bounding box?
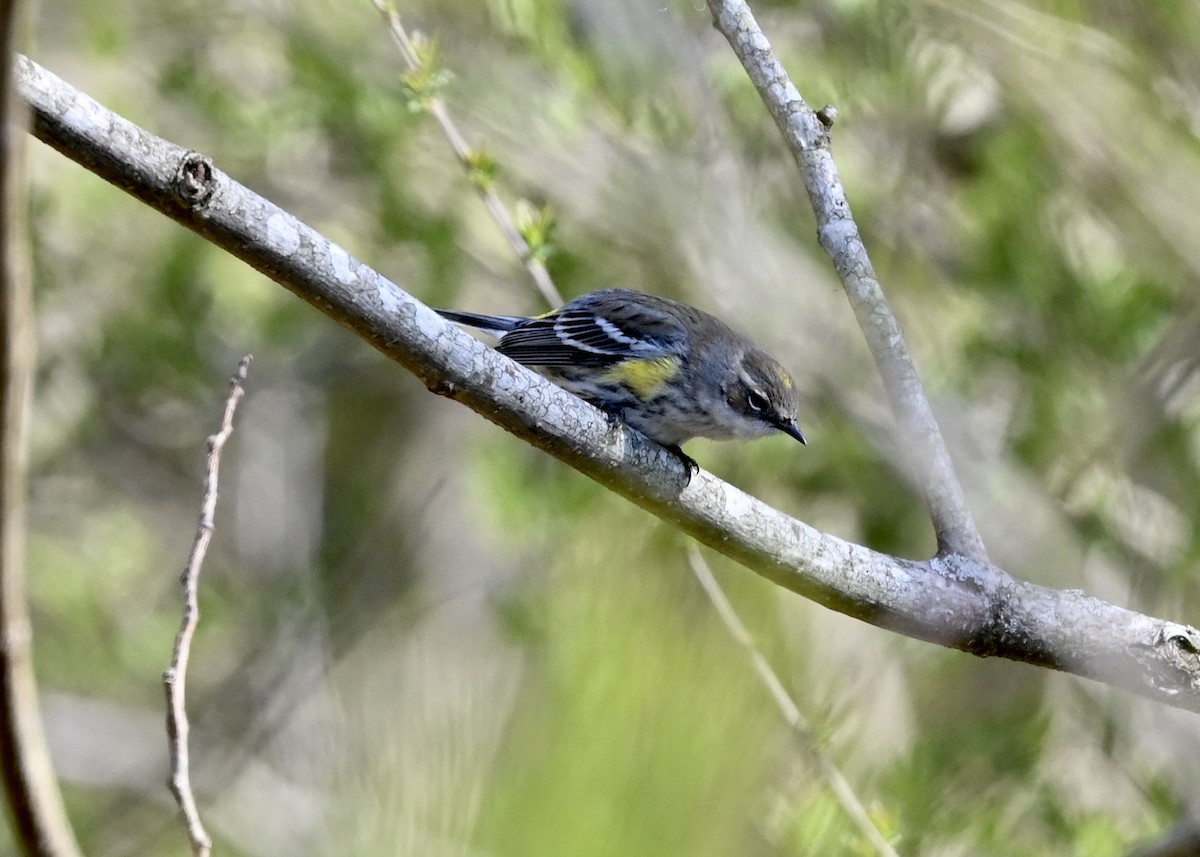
[436,308,528,333]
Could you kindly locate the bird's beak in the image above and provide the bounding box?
[777,418,807,445]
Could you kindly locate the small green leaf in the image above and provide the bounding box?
[399,31,454,112]
[515,199,557,262]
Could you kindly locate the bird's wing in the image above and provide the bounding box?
[497,305,682,367]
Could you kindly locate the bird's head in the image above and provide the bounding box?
[719,348,806,444]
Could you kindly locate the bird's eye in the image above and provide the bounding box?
[746,389,769,413]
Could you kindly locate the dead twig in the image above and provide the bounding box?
[163,355,252,857]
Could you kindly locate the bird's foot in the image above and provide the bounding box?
[664,444,699,480]
[596,402,627,429]
[591,402,696,481]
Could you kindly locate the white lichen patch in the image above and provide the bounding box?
[266,213,301,255]
[328,243,355,284]
[64,94,112,135]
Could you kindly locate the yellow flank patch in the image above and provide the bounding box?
[604,356,682,398]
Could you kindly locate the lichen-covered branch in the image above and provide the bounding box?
[705,0,988,563]
[14,54,1200,712]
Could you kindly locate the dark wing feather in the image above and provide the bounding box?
[496,314,617,366]
[551,312,629,352]
[446,289,694,368]
[587,294,690,349]
[497,301,682,367]
[436,309,528,333]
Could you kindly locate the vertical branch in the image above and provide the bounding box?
[705,0,989,562]
[163,355,252,857]
[0,1,85,854]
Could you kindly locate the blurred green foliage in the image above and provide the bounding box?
[9,0,1200,855]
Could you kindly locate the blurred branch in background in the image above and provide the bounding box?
[0,1,83,854]
[687,546,899,857]
[163,355,250,857]
[371,0,562,308]
[12,53,1200,712]
[706,0,987,563]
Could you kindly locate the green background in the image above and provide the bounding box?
[12,0,1200,854]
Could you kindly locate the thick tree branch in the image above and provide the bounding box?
[13,55,1200,711]
[705,0,988,563]
[0,18,83,857]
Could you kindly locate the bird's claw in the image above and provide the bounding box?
[592,401,696,481]
[596,402,627,429]
[664,444,699,480]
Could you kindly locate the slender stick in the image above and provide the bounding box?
[370,0,562,309]
[705,0,988,563]
[164,355,252,857]
[0,2,84,853]
[688,548,899,857]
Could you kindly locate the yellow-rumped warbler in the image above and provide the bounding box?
[438,288,806,464]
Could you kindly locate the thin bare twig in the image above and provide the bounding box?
[705,0,988,564]
[0,1,84,853]
[164,355,252,857]
[370,0,562,308]
[687,547,899,857]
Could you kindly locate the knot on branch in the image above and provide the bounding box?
[427,378,458,398]
[173,152,216,209]
[1161,623,1200,669]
